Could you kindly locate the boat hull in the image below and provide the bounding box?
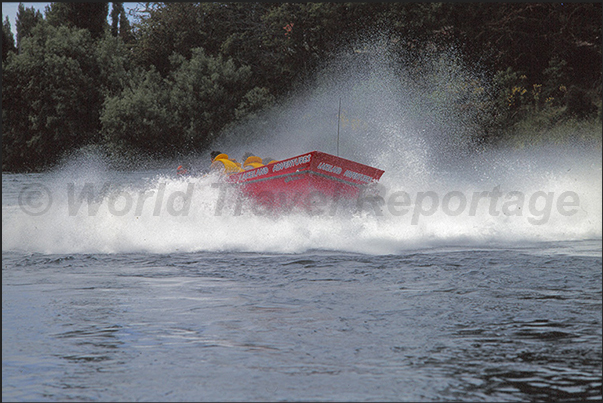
[226,151,384,210]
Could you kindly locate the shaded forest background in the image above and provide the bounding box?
[2,2,602,172]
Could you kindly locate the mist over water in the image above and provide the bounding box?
[3,41,601,255]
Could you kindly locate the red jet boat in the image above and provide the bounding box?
[225,151,385,209]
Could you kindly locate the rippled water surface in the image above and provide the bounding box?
[3,243,601,402]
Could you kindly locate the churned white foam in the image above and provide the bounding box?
[2,145,600,255]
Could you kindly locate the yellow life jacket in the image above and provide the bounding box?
[212,153,230,162]
[243,156,264,170]
[211,155,243,174]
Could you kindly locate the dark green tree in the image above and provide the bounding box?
[130,3,275,89]
[2,22,103,171]
[100,47,265,155]
[110,2,122,37]
[2,16,16,61]
[130,3,206,76]
[100,66,173,155]
[435,3,601,89]
[258,3,394,95]
[203,3,275,89]
[15,3,43,52]
[167,48,257,148]
[94,33,134,98]
[110,2,132,43]
[45,2,109,39]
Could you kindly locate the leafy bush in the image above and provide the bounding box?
[2,23,102,171]
[100,47,272,157]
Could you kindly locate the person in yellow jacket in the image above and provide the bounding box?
[241,153,280,169]
[210,151,243,174]
[207,150,279,175]
[243,155,264,170]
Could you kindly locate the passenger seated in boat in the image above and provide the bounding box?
[210,152,243,174]
[241,151,278,167]
[262,157,278,165]
[210,150,223,162]
[243,155,264,170]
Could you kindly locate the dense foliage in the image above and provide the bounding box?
[2,2,601,172]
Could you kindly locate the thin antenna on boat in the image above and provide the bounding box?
[337,98,341,157]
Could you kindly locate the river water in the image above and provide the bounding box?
[2,144,602,402]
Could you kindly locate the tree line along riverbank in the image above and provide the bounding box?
[3,3,601,172]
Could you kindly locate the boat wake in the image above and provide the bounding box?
[2,143,600,255]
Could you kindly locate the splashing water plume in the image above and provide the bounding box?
[3,39,601,255]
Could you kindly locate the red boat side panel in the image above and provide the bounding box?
[310,151,384,186]
[225,151,384,205]
[227,152,313,184]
